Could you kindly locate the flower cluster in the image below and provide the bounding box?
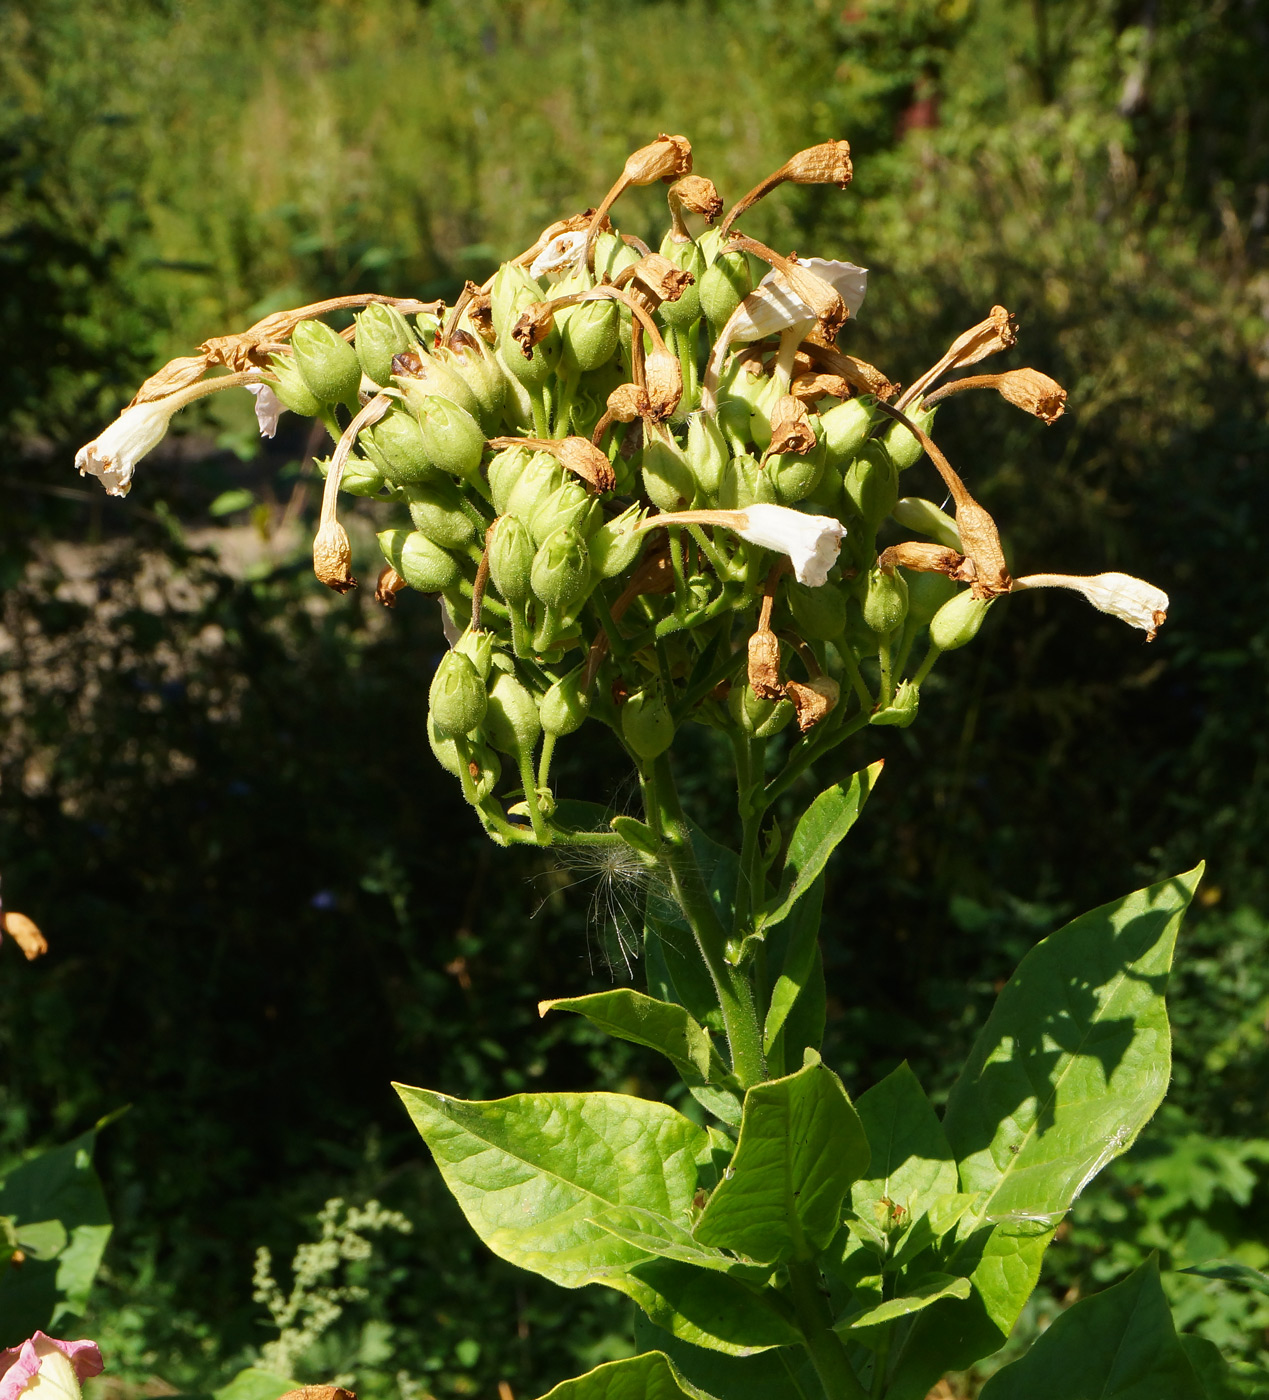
[75,134,1169,845]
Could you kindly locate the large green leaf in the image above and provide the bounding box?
[589,1204,767,1279]
[395,1086,705,1288]
[1181,1260,1269,1297]
[539,989,719,1085]
[836,1273,971,1330]
[850,1061,957,1229]
[1180,1335,1269,1400]
[758,763,882,931]
[978,1257,1204,1399]
[695,1056,869,1264]
[0,1128,112,1344]
[533,1350,712,1400]
[762,876,825,1057]
[633,1314,818,1400]
[886,867,1201,1400]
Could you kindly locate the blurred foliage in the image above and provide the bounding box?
[2,0,1268,1395]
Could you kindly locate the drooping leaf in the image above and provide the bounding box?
[532,1350,713,1400]
[886,867,1202,1400]
[633,1314,817,1400]
[695,1056,869,1264]
[0,1128,113,1344]
[539,989,718,1084]
[613,1257,800,1355]
[837,1273,972,1330]
[395,1086,705,1288]
[762,876,825,1055]
[1180,1260,1269,1297]
[758,763,882,931]
[977,1257,1205,1399]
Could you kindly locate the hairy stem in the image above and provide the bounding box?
[788,1261,868,1400]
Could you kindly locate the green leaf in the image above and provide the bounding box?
[395,1085,705,1288]
[1180,1260,1269,1297]
[209,488,255,516]
[633,1315,817,1400]
[759,762,882,931]
[533,1349,712,1400]
[1180,1335,1269,1400]
[613,1257,800,1355]
[850,1062,958,1231]
[589,1204,767,1280]
[540,989,717,1084]
[762,876,825,1055]
[837,1272,972,1329]
[0,1128,113,1344]
[213,1370,300,1400]
[695,1056,870,1264]
[978,1257,1205,1399]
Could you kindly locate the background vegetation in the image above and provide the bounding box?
[2,0,1267,1395]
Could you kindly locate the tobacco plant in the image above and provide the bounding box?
[70,132,1261,1398]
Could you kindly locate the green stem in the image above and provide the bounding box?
[537,731,557,790]
[877,636,894,708]
[652,753,765,1086]
[869,1322,893,1400]
[764,710,872,806]
[517,750,551,845]
[788,1261,868,1400]
[912,643,943,686]
[838,644,875,711]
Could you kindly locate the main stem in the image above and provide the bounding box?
[649,753,766,1086]
[788,1261,869,1400]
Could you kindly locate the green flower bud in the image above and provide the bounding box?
[438,337,508,434]
[355,303,416,387]
[642,432,696,511]
[748,374,784,452]
[454,627,495,680]
[497,333,555,390]
[318,452,384,498]
[290,319,362,406]
[529,479,594,548]
[589,504,646,578]
[394,350,485,423]
[267,354,323,417]
[656,232,706,329]
[488,514,536,607]
[766,435,826,506]
[488,445,537,514]
[429,650,487,739]
[905,570,957,627]
[415,310,442,349]
[484,671,541,757]
[559,298,620,374]
[727,681,794,737]
[686,411,729,498]
[428,714,500,801]
[862,564,909,636]
[540,665,590,737]
[698,248,753,331]
[362,404,445,487]
[622,686,675,759]
[415,395,486,481]
[870,679,920,729]
[892,496,962,551]
[803,455,844,516]
[929,590,991,652]
[820,397,875,470]
[593,231,641,280]
[718,453,778,509]
[788,579,847,640]
[880,404,936,472]
[407,478,477,551]
[843,441,899,532]
[377,527,460,592]
[503,451,565,520]
[491,262,546,343]
[530,526,592,612]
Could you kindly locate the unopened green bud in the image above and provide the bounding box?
[804,456,843,516]
[531,526,592,612]
[766,436,826,506]
[438,337,508,434]
[727,681,794,737]
[609,814,661,856]
[488,514,535,606]
[407,479,477,551]
[540,665,590,737]
[394,351,485,422]
[415,310,442,349]
[355,303,416,387]
[428,719,501,803]
[880,405,936,472]
[686,411,729,498]
[487,445,536,513]
[362,405,444,487]
[820,397,875,469]
[267,354,323,417]
[484,672,541,757]
[416,395,486,481]
[290,319,362,406]
[905,570,958,627]
[593,231,641,280]
[503,451,565,520]
[748,374,784,452]
[589,505,645,578]
[377,527,460,592]
[718,453,778,510]
[843,441,899,531]
[429,650,487,739]
[454,628,495,680]
[870,679,919,729]
[529,480,594,548]
[329,453,385,498]
[862,565,909,636]
[892,496,962,551]
[698,247,753,330]
[788,579,847,640]
[929,590,991,652]
[622,686,675,759]
[559,298,620,374]
[491,262,545,343]
[657,232,706,329]
[642,432,695,511]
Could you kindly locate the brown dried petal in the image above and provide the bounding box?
[512,302,557,358]
[669,175,722,222]
[556,437,616,493]
[607,383,648,423]
[313,520,357,594]
[782,140,853,188]
[994,368,1067,424]
[748,628,784,699]
[803,343,899,400]
[464,284,496,343]
[790,371,853,405]
[375,565,407,607]
[642,347,684,421]
[878,542,969,577]
[955,305,1018,367]
[784,676,840,732]
[2,911,48,961]
[955,498,1011,599]
[277,1388,356,1400]
[767,395,818,456]
[624,133,693,185]
[630,254,695,304]
[128,355,212,407]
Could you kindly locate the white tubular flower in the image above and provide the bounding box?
[1011,571,1169,640]
[784,258,867,320]
[633,504,845,587]
[529,231,587,279]
[247,383,285,439]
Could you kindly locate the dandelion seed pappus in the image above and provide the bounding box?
[542,838,659,978]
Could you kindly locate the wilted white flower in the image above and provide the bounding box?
[529,231,587,279]
[74,399,173,497]
[247,383,285,438]
[1011,571,1169,640]
[727,259,868,345]
[634,503,846,587]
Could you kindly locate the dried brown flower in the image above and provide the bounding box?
[555,437,617,493]
[642,346,684,421]
[375,566,407,608]
[618,253,695,305]
[624,133,694,185]
[667,175,723,237]
[748,627,784,700]
[313,520,357,593]
[128,355,213,407]
[606,383,649,423]
[878,541,972,580]
[511,302,557,358]
[790,371,854,404]
[2,911,48,961]
[721,139,852,236]
[922,367,1067,424]
[784,676,840,732]
[897,305,1019,411]
[766,395,818,457]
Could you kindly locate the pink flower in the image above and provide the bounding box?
[0,1334,103,1400]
